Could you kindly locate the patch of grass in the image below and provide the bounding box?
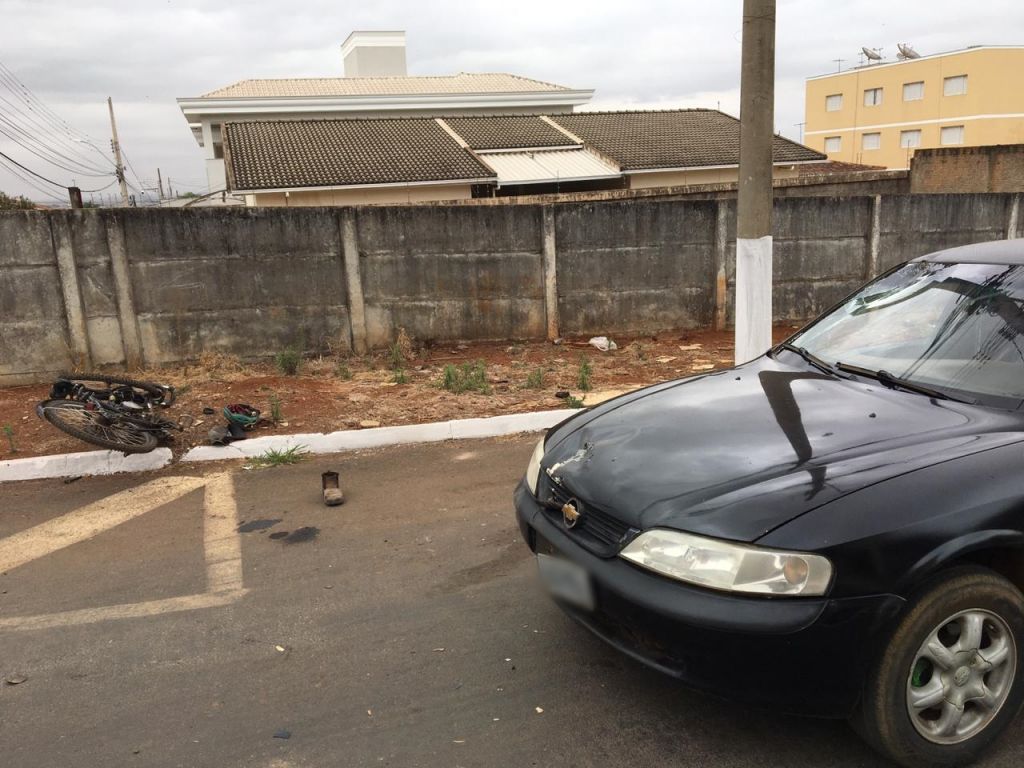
[565,395,586,409]
[577,355,593,392]
[393,368,409,385]
[275,348,301,376]
[524,367,546,389]
[3,424,16,454]
[441,360,491,394]
[336,362,353,380]
[269,393,283,424]
[388,342,407,371]
[245,445,309,470]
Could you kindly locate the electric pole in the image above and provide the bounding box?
[107,97,130,207]
[734,0,776,365]
[157,167,165,201]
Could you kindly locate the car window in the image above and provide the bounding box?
[792,261,1024,408]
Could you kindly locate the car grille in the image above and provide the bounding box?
[538,474,637,558]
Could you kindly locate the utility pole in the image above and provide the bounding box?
[734,0,776,365]
[157,167,165,201]
[107,97,130,207]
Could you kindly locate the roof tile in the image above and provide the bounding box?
[203,73,570,98]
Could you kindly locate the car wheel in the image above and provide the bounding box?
[853,566,1024,767]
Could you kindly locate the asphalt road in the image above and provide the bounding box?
[1,435,1022,768]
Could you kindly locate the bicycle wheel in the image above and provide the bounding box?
[56,372,175,407]
[37,399,159,453]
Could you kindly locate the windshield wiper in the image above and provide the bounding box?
[834,362,976,403]
[774,342,840,377]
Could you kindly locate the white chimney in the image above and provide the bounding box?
[342,31,407,77]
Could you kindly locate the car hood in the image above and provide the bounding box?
[542,354,1024,542]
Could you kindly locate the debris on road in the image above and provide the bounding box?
[4,674,28,685]
[535,707,544,714]
[272,729,291,740]
[322,471,344,506]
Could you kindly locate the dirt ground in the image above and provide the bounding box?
[0,327,798,460]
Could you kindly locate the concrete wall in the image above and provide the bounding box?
[253,183,475,207]
[2,193,1022,384]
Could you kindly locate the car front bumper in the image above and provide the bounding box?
[514,480,905,718]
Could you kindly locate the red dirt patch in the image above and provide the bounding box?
[0,327,797,460]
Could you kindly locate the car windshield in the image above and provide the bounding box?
[789,260,1024,409]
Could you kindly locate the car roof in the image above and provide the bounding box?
[914,238,1024,265]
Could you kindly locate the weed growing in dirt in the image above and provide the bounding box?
[269,394,283,423]
[577,356,593,392]
[524,367,546,389]
[275,348,302,376]
[245,445,308,469]
[565,395,586,409]
[3,424,16,453]
[441,361,491,394]
[393,368,410,385]
[336,362,353,380]
[388,342,407,371]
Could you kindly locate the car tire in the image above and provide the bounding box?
[852,566,1024,767]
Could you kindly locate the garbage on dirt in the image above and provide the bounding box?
[587,336,618,352]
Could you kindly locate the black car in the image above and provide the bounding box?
[514,240,1024,767]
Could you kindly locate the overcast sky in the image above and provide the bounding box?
[1,0,1022,203]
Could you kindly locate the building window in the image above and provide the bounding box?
[903,81,924,101]
[824,136,842,153]
[863,87,883,106]
[941,125,965,145]
[862,133,881,150]
[944,75,968,96]
[825,93,843,111]
[900,129,922,148]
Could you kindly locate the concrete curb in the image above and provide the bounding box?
[0,447,173,483]
[181,409,574,462]
[0,409,574,483]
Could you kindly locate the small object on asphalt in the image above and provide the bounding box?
[63,475,82,484]
[202,407,215,415]
[367,709,373,717]
[554,390,570,399]
[272,729,291,740]
[588,336,617,352]
[535,707,544,714]
[275,645,286,653]
[432,648,445,652]
[5,674,28,685]
[322,471,344,506]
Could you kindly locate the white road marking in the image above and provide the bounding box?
[0,475,207,573]
[0,472,247,632]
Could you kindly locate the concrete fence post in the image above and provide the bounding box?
[713,201,729,331]
[49,214,92,370]
[340,208,368,354]
[866,195,882,280]
[1008,193,1021,240]
[104,215,144,368]
[542,205,559,341]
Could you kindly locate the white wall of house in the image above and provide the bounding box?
[249,183,476,207]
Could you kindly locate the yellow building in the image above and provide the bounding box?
[804,46,1024,169]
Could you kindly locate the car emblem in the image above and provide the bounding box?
[562,499,582,529]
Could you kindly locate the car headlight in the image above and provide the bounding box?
[524,437,545,496]
[619,529,832,596]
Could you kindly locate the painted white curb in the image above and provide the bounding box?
[181,408,575,463]
[0,447,173,483]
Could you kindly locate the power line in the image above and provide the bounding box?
[0,150,114,193]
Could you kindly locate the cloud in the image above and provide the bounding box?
[1,0,1021,200]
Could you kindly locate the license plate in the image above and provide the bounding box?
[537,553,594,611]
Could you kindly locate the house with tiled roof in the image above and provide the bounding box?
[176,31,594,196]
[222,110,826,206]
